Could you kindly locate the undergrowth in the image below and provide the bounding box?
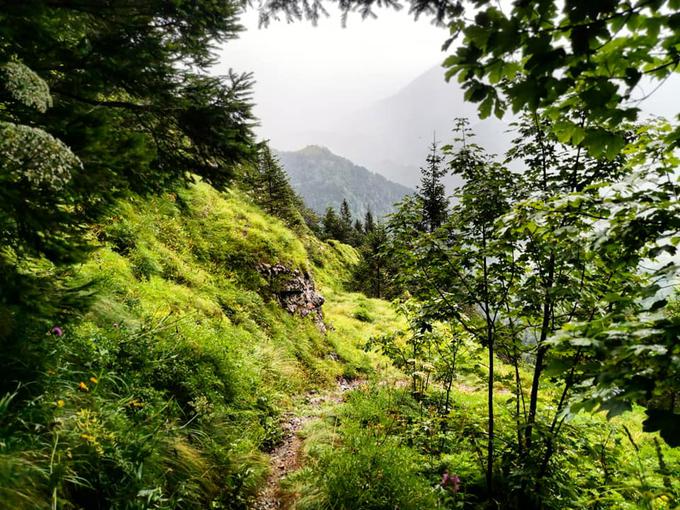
[0,182,392,509]
[283,341,680,510]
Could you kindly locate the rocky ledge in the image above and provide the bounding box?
[257,263,326,333]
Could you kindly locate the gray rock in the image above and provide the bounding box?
[257,263,327,333]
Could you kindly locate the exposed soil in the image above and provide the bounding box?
[251,378,363,510]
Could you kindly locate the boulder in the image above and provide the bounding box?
[257,263,326,333]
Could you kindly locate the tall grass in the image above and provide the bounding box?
[0,182,374,509]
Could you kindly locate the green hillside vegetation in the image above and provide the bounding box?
[285,334,680,509]
[0,180,404,509]
[2,178,676,509]
[2,1,679,510]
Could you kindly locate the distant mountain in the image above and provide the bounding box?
[339,69,680,189]
[278,66,513,190]
[276,145,413,219]
[268,67,680,191]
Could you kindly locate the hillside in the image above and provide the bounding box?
[3,180,677,510]
[3,4,680,510]
[277,145,413,219]
[0,181,403,509]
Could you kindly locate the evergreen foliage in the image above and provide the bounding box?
[417,140,448,232]
[364,209,376,233]
[240,143,308,229]
[0,0,257,331]
[352,224,395,299]
[2,2,680,509]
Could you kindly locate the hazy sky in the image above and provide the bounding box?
[216,7,449,146]
[216,7,679,184]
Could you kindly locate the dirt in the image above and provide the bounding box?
[251,378,363,510]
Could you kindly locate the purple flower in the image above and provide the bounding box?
[440,472,460,494]
[51,326,63,337]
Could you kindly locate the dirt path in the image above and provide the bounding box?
[252,378,363,510]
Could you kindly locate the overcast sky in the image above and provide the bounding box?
[216,7,679,178]
[216,7,449,145]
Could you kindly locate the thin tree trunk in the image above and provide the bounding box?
[482,229,494,496]
[487,324,494,494]
[513,352,525,455]
[525,252,555,451]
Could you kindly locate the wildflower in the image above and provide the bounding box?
[51,326,63,337]
[89,377,98,384]
[56,399,65,408]
[440,471,460,494]
[78,382,89,392]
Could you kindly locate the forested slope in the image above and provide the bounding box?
[277,146,412,219]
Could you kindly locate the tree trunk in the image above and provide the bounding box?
[487,323,494,495]
[525,252,555,451]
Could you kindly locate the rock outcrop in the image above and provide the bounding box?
[257,263,326,333]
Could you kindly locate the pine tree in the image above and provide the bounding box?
[352,224,395,298]
[256,145,297,216]
[340,199,353,238]
[364,209,376,234]
[0,1,256,331]
[353,219,365,246]
[417,141,448,232]
[322,207,342,241]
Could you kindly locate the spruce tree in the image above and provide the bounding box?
[417,141,448,232]
[322,207,342,241]
[340,199,353,239]
[255,145,297,217]
[0,0,256,329]
[364,209,376,234]
[352,224,395,298]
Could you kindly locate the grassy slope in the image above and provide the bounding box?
[3,181,677,510]
[0,182,401,510]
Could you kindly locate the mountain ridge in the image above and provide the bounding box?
[276,145,413,220]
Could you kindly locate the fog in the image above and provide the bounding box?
[217,7,680,188]
[216,7,448,150]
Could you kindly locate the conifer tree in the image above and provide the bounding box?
[322,207,342,241]
[253,145,297,217]
[0,0,256,329]
[353,219,364,242]
[353,224,397,298]
[417,140,448,232]
[364,209,376,234]
[340,199,353,239]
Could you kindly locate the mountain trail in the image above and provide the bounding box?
[252,377,363,510]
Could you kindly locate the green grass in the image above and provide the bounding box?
[283,331,680,510]
[0,181,394,509]
[2,180,677,510]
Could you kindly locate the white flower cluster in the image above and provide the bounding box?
[2,60,53,113]
[0,122,81,190]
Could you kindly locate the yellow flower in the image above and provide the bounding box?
[89,377,98,384]
[56,399,65,408]
[78,382,89,392]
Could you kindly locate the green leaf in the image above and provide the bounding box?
[601,399,632,420]
[479,95,493,119]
